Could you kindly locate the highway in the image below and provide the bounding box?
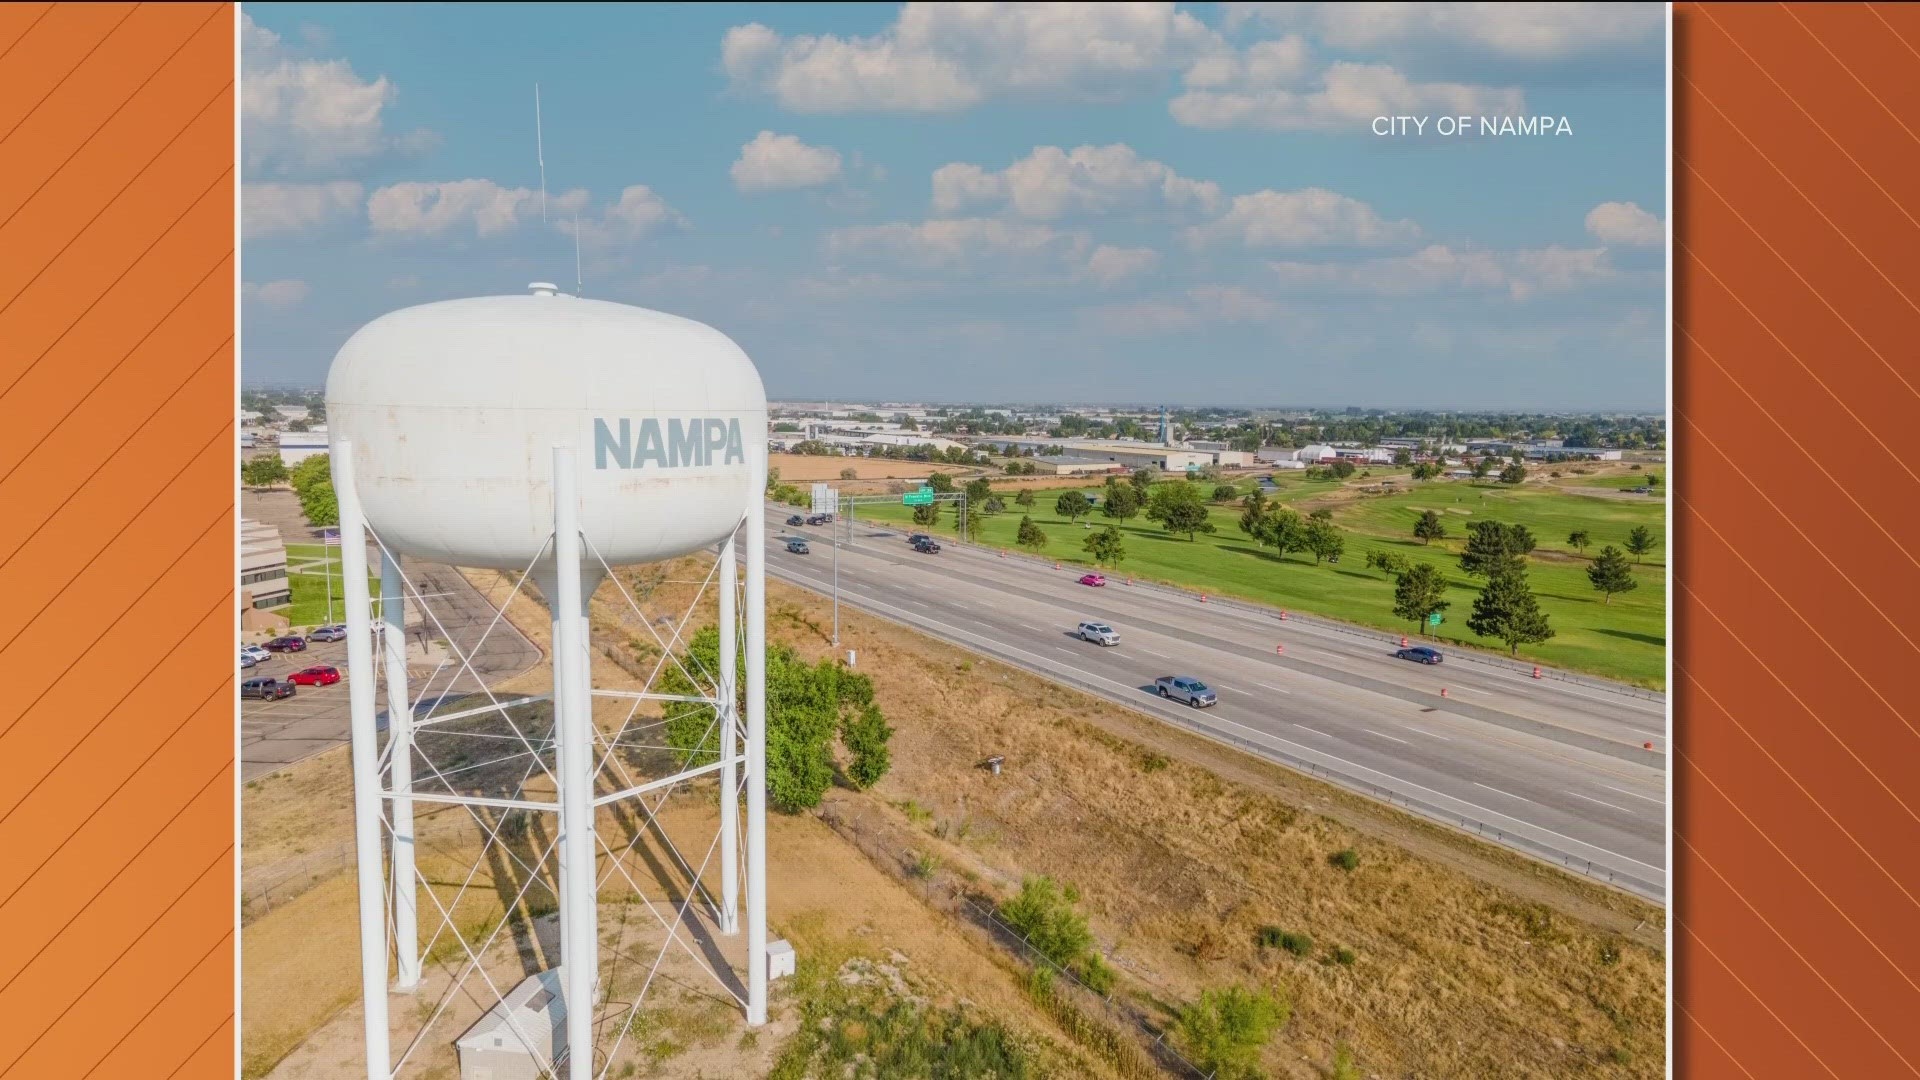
[760,505,1669,904]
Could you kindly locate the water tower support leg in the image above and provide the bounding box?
[334,442,392,1080]
[382,552,420,991]
[718,532,740,936]
[552,448,597,1080]
[746,490,769,1026]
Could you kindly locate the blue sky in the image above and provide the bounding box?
[240,2,1668,409]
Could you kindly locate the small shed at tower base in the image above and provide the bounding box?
[455,968,568,1080]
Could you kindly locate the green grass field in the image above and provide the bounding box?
[852,475,1666,688]
[282,568,381,628]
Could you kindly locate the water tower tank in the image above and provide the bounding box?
[325,288,767,570]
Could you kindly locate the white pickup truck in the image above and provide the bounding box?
[1153,675,1217,708]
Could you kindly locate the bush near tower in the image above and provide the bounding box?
[660,626,893,811]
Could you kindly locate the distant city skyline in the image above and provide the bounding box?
[241,3,1668,410]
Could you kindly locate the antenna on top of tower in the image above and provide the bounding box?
[535,84,548,225]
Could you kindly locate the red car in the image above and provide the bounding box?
[1078,573,1106,587]
[287,665,341,686]
[264,636,308,653]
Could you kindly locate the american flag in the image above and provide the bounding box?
[321,528,341,547]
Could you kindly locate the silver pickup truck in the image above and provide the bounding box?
[1153,675,1217,708]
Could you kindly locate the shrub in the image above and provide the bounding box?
[1328,848,1360,872]
[1175,986,1289,1080]
[1138,751,1169,774]
[910,853,939,879]
[1279,931,1312,957]
[1332,1043,1361,1080]
[1255,926,1286,950]
[1331,946,1356,967]
[1598,941,1622,967]
[999,876,1112,988]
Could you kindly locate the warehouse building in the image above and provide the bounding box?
[277,427,329,466]
[240,519,291,630]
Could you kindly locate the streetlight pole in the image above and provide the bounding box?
[831,497,840,646]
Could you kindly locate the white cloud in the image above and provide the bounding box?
[722,3,1223,113]
[931,144,1221,219]
[243,279,310,308]
[825,217,1087,268]
[1182,34,1311,89]
[1188,188,1420,249]
[731,131,844,192]
[368,180,555,237]
[1584,201,1663,247]
[1080,285,1280,334]
[242,180,363,236]
[240,12,421,175]
[1171,59,1524,132]
[1223,3,1664,58]
[1267,242,1642,299]
[1083,244,1159,286]
[559,185,689,247]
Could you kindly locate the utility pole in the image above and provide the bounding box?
[831,497,841,646]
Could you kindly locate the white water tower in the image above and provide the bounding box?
[326,285,772,1080]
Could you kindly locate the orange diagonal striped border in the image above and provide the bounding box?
[1679,3,1920,1076]
[0,5,233,1078]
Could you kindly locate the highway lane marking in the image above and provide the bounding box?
[1406,726,1449,741]
[1567,790,1635,815]
[1255,681,1291,695]
[1020,623,1042,632]
[1364,728,1411,745]
[1142,648,1173,660]
[1474,782,1535,805]
[768,564,1666,879]
[1224,687,1260,698]
[1602,783,1665,805]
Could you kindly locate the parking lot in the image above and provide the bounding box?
[239,637,381,782]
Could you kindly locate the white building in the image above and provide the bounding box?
[277,427,329,466]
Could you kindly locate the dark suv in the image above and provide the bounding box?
[242,677,296,701]
[911,536,941,554]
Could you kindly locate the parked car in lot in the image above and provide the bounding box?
[1077,573,1106,587]
[240,652,257,670]
[786,515,804,526]
[287,665,342,686]
[307,624,347,642]
[241,677,295,701]
[1154,675,1217,707]
[264,636,308,653]
[1394,646,1443,664]
[241,644,271,664]
[911,536,941,554]
[785,537,810,554]
[1077,621,1120,646]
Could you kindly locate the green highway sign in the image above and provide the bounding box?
[1427,613,1443,626]
[902,489,934,506]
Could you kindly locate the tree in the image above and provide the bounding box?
[1130,467,1155,499]
[1100,480,1140,521]
[1304,518,1344,564]
[1472,457,1493,480]
[1413,509,1447,545]
[662,626,888,810]
[1411,462,1441,480]
[1468,564,1555,657]
[1055,490,1091,523]
[1015,488,1034,507]
[1458,520,1535,577]
[1146,479,1216,541]
[241,455,288,487]
[1366,550,1410,579]
[964,477,994,509]
[1392,449,1412,466]
[926,471,954,493]
[1330,459,1356,479]
[1498,463,1527,485]
[1587,545,1638,605]
[1176,986,1289,1080]
[1237,489,1268,538]
[1625,524,1657,564]
[840,466,858,480]
[1212,484,1239,503]
[1393,563,1451,637]
[1084,525,1126,567]
[984,494,1006,515]
[1567,529,1591,556]
[1016,515,1047,553]
[912,500,942,528]
[765,466,781,493]
[1255,506,1305,559]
